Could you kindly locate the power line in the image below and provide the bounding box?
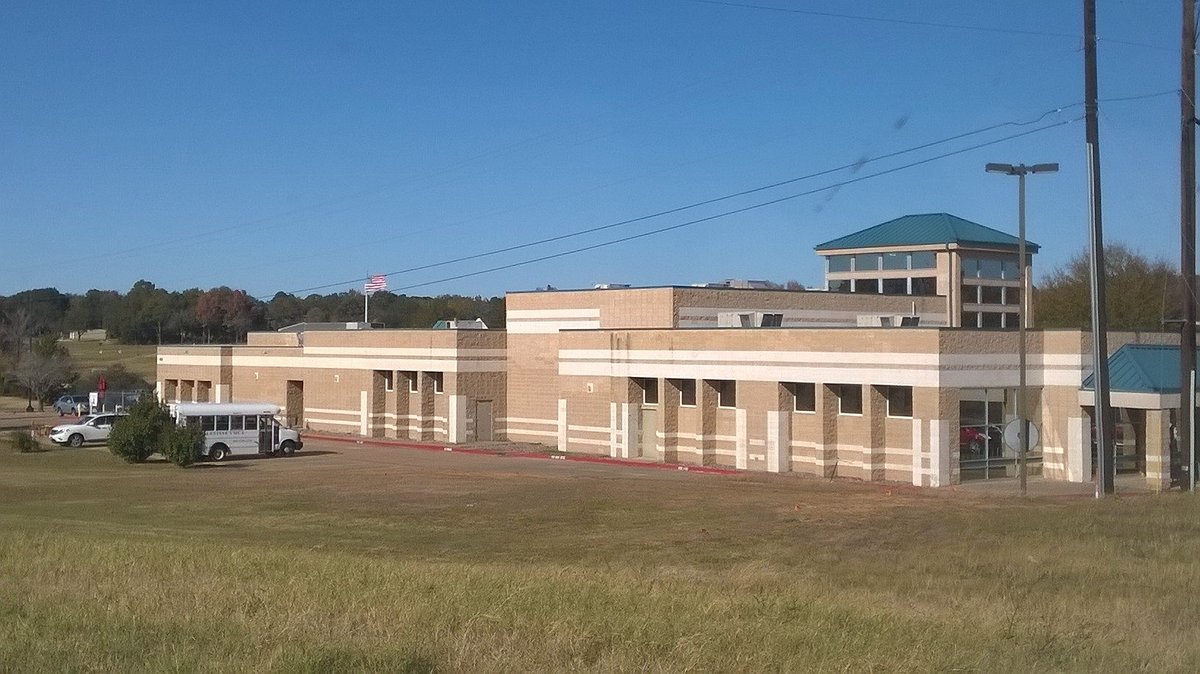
[675,0,1171,51]
[389,118,1078,293]
[279,105,1087,298]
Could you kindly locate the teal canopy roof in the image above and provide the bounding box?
[1082,344,1199,393]
[814,213,1039,253]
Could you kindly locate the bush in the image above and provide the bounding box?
[159,422,205,467]
[8,430,40,453]
[108,395,168,463]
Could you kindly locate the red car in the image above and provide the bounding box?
[960,427,986,453]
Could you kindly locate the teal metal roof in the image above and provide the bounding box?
[814,213,1039,252]
[1082,344,1199,393]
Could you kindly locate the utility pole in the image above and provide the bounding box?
[1084,0,1115,496]
[1181,0,1197,491]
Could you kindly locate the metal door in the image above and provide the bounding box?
[476,401,493,441]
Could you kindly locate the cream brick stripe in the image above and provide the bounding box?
[160,353,505,373]
[302,347,507,358]
[500,417,558,426]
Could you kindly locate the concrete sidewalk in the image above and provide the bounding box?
[306,431,741,475]
[952,473,1154,498]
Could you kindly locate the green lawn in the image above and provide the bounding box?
[2,440,1200,672]
[61,340,158,383]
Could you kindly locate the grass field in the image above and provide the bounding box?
[3,439,1200,672]
[61,340,158,382]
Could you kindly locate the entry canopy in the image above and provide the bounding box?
[1081,344,1200,394]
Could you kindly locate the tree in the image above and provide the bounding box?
[108,395,164,463]
[1034,245,1181,330]
[109,394,203,466]
[12,334,74,411]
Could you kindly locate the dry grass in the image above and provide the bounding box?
[2,445,1200,671]
[61,340,158,382]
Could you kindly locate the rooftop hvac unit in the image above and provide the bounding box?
[717,311,785,328]
[856,315,920,327]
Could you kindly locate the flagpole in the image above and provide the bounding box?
[364,277,369,324]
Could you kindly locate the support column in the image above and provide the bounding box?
[359,390,369,437]
[449,395,467,444]
[1066,415,1092,483]
[662,379,680,462]
[1145,409,1172,491]
[817,384,839,478]
[699,380,719,466]
[865,385,887,482]
[557,398,568,452]
[735,408,748,470]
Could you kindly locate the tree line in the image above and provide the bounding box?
[0,281,506,345]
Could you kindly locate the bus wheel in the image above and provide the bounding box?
[280,441,296,457]
[209,445,228,462]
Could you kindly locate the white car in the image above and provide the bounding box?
[49,414,124,447]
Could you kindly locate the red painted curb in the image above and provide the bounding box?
[305,432,739,476]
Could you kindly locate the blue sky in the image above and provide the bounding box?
[0,1,1185,298]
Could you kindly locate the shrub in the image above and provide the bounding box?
[108,395,168,463]
[159,422,205,467]
[9,430,40,453]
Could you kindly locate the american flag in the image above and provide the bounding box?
[364,274,388,294]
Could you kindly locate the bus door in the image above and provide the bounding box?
[257,415,272,452]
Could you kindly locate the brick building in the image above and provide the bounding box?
[156,213,1181,489]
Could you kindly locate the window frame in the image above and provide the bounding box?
[836,384,863,415]
[884,386,913,418]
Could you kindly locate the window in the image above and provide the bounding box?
[962,257,980,279]
[636,377,659,405]
[827,255,852,272]
[378,370,394,392]
[1002,258,1019,280]
[828,280,851,293]
[854,278,879,294]
[885,386,913,417]
[1004,287,1020,305]
[835,384,862,415]
[979,258,1004,280]
[243,415,258,431]
[788,382,815,412]
[961,284,980,304]
[760,313,783,327]
[428,371,444,393]
[1004,312,1021,328]
[980,312,1003,328]
[854,253,879,271]
[961,311,979,328]
[882,252,908,270]
[215,415,230,431]
[402,370,418,392]
[676,379,697,406]
[714,380,736,408]
[882,278,907,294]
[911,277,937,296]
[201,416,216,432]
[911,251,936,269]
[980,286,1003,304]
[229,415,243,431]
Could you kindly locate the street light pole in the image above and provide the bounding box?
[986,162,1059,497]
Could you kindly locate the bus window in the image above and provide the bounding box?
[185,416,201,428]
[201,416,215,432]
[243,415,257,431]
[229,415,242,431]
[260,415,274,430]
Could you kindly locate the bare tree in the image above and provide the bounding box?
[11,334,73,412]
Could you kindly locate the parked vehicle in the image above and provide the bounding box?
[170,402,302,461]
[49,413,125,447]
[53,394,90,416]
